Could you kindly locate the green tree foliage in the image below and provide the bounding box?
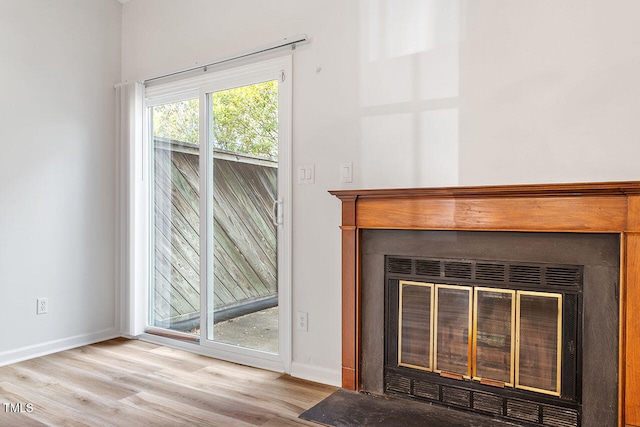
[212,80,278,159]
[152,99,199,145]
[151,80,278,160]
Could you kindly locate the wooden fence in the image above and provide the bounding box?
[152,138,277,329]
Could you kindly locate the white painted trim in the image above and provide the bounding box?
[130,82,148,337]
[115,83,126,335]
[138,334,286,373]
[278,55,293,374]
[0,329,120,367]
[290,361,342,387]
[115,81,147,337]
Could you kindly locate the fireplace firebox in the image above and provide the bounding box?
[385,256,583,426]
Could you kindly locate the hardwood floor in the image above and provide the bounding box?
[0,338,337,426]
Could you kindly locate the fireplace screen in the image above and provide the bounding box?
[382,253,589,426]
[386,256,582,427]
[397,281,563,396]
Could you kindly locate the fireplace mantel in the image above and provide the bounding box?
[330,181,640,427]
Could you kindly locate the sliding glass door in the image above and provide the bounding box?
[206,80,280,353]
[150,95,201,338]
[146,57,291,370]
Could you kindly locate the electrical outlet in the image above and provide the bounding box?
[297,311,308,331]
[37,298,48,315]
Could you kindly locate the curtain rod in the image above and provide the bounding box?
[143,34,308,84]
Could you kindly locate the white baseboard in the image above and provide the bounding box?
[290,361,341,387]
[0,328,120,367]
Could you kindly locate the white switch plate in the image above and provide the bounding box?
[297,164,315,184]
[340,162,353,183]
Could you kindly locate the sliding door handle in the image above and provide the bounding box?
[272,198,283,226]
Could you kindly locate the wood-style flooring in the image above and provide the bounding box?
[0,338,336,426]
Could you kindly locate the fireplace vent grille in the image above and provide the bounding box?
[442,386,470,407]
[415,259,441,276]
[509,265,542,285]
[388,257,413,275]
[543,406,579,427]
[385,372,412,394]
[444,262,473,279]
[476,263,506,281]
[413,379,439,400]
[385,371,579,427]
[387,257,582,289]
[506,399,539,423]
[546,267,582,286]
[473,392,503,415]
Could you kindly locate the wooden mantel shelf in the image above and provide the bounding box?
[331,181,640,199]
[330,181,640,427]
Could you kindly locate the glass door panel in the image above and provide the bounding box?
[434,284,472,377]
[398,281,434,370]
[206,80,279,354]
[516,291,562,395]
[150,98,201,336]
[473,288,515,385]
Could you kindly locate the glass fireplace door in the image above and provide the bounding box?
[398,281,434,370]
[434,284,473,377]
[472,288,515,386]
[396,282,564,395]
[516,292,563,396]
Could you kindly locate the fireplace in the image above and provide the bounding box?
[330,182,640,427]
[364,232,617,426]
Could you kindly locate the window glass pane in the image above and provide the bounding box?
[435,285,471,376]
[211,80,278,159]
[153,99,199,144]
[399,282,433,370]
[474,289,514,384]
[150,98,200,335]
[517,293,561,394]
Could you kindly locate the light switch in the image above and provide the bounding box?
[297,164,315,184]
[340,162,353,183]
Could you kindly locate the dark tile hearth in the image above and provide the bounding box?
[300,389,520,427]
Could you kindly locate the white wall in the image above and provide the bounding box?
[0,0,122,364]
[459,1,640,184]
[122,0,640,385]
